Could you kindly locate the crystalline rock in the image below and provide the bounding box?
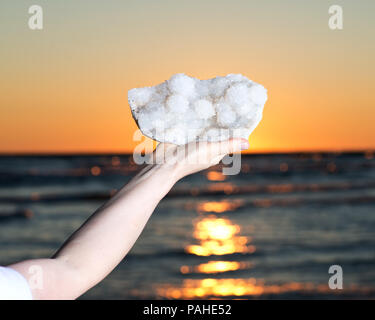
[128,73,267,145]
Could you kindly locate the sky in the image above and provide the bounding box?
[0,0,374,153]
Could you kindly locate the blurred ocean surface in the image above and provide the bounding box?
[0,152,374,299]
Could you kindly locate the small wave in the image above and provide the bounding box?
[1,180,375,205]
[169,180,375,198]
[0,209,33,221]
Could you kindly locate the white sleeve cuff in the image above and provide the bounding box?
[0,266,33,300]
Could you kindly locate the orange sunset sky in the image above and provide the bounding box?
[0,0,374,153]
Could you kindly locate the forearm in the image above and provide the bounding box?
[10,163,178,299]
[54,163,177,278]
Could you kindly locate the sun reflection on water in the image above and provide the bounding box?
[155,199,368,299]
[156,279,332,299]
[196,200,244,213]
[206,171,227,181]
[160,200,261,299]
[180,261,253,274]
[185,215,254,256]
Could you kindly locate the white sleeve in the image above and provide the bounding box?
[0,266,33,300]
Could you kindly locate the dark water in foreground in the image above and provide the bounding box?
[0,152,374,299]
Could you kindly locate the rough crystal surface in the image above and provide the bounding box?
[128,73,267,145]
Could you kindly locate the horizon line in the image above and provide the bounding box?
[0,149,374,157]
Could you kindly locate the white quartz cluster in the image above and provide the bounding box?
[128,73,267,145]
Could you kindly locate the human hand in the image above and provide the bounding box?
[152,138,249,181]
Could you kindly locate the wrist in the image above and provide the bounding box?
[155,162,181,184]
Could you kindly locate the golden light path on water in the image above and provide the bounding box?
[156,279,332,299]
[185,215,255,257]
[196,200,244,213]
[156,199,349,299]
[206,171,226,182]
[180,261,253,275]
[157,199,264,298]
